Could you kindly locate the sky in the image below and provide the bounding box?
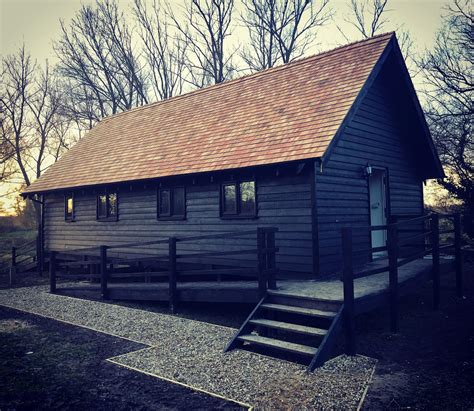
[0,0,450,214]
[1,0,448,61]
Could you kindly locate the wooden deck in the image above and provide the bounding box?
[58,257,439,314]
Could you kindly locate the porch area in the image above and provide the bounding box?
[9,213,467,370]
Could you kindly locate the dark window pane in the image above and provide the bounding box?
[108,193,117,217]
[66,196,74,219]
[98,195,107,218]
[173,187,185,216]
[160,189,171,216]
[223,184,237,214]
[240,181,256,214]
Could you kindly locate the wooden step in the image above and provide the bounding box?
[237,334,317,356]
[267,289,323,301]
[260,303,337,319]
[249,318,327,337]
[267,290,342,312]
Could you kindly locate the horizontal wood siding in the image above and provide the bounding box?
[316,69,424,276]
[44,169,314,277]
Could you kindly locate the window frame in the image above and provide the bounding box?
[96,192,119,222]
[157,186,186,220]
[64,193,75,222]
[220,179,257,219]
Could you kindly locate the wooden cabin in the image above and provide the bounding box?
[23,33,444,279]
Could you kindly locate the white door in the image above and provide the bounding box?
[369,169,387,257]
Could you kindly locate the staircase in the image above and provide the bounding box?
[224,290,344,371]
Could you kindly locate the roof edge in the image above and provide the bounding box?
[389,37,445,179]
[21,157,320,196]
[320,33,396,163]
[100,32,396,124]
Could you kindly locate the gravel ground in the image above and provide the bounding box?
[0,285,376,409]
[0,307,240,410]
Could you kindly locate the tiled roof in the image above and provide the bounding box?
[24,33,394,194]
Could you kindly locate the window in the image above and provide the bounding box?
[65,193,75,221]
[221,180,256,217]
[97,192,118,221]
[158,187,186,219]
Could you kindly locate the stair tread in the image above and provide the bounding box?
[249,318,327,336]
[237,334,317,356]
[260,303,337,318]
[267,289,323,301]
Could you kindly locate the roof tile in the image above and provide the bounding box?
[25,33,393,193]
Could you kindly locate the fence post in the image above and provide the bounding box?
[36,235,42,277]
[387,223,399,333]
[342,227,356,355]
[100,246,108,300]
[10,246,17,287]
[168,237,177,313]
[431,214,440,310]
[267,229,277,290]
[257,228,267,297]
[49,251,56,293]
[454,213,463,297]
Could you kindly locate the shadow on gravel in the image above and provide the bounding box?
[0,307,244,410]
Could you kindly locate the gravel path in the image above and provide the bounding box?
[0,285,376,409]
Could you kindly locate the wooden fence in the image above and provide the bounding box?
[341,213,464,354]
[6,236,43,285]
[49,227,279,312]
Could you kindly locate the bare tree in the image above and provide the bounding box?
[240,0,280,71]
[134,0,188,100]
[337,0,414,73]
[419,0,473,236]
[26,62,62,180]
[169,0,235,87]
[240,0,331,71]
[54,0,148,122]
[1,47,72,191]
[346,0,388,39]
[0,46,36,187]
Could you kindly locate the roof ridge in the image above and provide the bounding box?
[101,32,395,124]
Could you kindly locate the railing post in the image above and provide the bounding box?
[431,214,440,310]
[36,235,42,277]
[49,251,56,293]
[454,213,463,297]
[387,223,399,333]
[100,246,109,300]
[342,227,356,355]
[10,246,17,287]
[257,228,267,298]
[39,223,45,277]
[267,229,277,290]
[168,237,177,313]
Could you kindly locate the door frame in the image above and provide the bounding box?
[366,165,391,257]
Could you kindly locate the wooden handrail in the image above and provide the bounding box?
[48,226,280,306]
[338,212,464,348]
[177,229,256,243]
